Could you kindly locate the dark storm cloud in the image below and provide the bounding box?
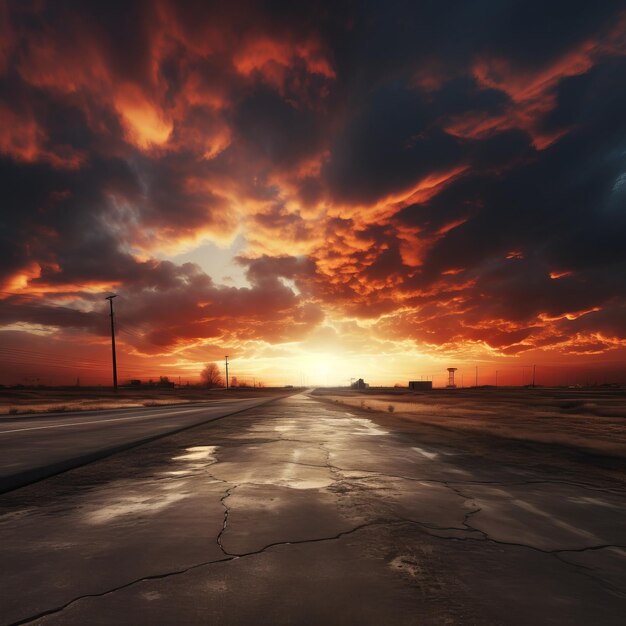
[1,0,625,359]
[323,82,463,204]
[232,85,327,167]
[405,56,626,286]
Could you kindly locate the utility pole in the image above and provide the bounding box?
[495,370,499,387]
[225,355,229,389]
[105,295,118,392]
[475,366,478,388]
[532,364,536,387]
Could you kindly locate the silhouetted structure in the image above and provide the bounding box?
[105,295,118,392]
[351,378,369,389]
[447,367,458,388]
[409,381,432,390]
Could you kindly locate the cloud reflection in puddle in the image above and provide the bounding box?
[172,446,218,462]
[350,418,387,436]
[87,491,190,524]
[86,446,219,525]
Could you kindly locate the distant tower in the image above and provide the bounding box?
[447,368,458,388]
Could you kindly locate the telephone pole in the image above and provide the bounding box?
[225,355,229,389]
[475,366,478,387]
[105,295,118,392]
[532,364,536,387]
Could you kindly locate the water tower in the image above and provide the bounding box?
[446,367,458,388]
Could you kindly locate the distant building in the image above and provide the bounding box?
[446,368,458,388]
[129,379,142,386]
[409,381,432,390]
[351,378,369,389]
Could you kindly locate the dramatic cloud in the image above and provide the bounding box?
[1,0,626,385]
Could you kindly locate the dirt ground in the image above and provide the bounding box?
[313,387,626,459]
[0,386,293,417]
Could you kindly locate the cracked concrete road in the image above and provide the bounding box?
[0,393,625,625]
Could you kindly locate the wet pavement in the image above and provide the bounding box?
[0,393,625,625]
[0,396,281,492]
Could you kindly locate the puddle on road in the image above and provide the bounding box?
[277,462,333,489]
[215,462,334,490]
[350,418,387,436]
[85,446,219,525]
[446,467,470,476]
[568,496,621,509]
[511,499,601,542]
[163,445,220,474]
[412,446,438,460]
[172,446,218,462]
[87,490,190,524]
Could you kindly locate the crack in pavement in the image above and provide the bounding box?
[326,464,626,495]
[398,517,626,598]
[554,544,626,554]
[7,401,624,624]
[6,520,397,626]
[5,554,235,626]
[216,485,236,557]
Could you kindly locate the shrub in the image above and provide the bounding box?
[47,405,67,412]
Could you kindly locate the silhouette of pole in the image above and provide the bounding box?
[532,364,536,387]
[225,355,229,389]
[475,366,478,387]
[105,295,118,392]
[495,370,499,387]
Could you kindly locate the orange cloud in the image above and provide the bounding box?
[113,85,173,150]
[550,270,573,279]
[233,36,335,88]
[539,307,601,322]
[0,104,85,168]
[451,22,626,149]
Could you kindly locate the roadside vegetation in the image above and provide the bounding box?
[0,386,293,417]
[313,387,626,458]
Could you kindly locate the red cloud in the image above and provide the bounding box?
[1,1,626,384]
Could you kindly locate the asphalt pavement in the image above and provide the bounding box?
[0,396,282,493]
[0,393,624,625]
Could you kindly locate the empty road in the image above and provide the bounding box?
[0,393,625,625]
[0,396,284,492]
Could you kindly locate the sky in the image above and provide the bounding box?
[1,0,626,388]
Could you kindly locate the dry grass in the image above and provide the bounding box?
[314,387,626,458]
[0,387,289,417]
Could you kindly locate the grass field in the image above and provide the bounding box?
[0,386,293,417]
[313,387,626,458]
